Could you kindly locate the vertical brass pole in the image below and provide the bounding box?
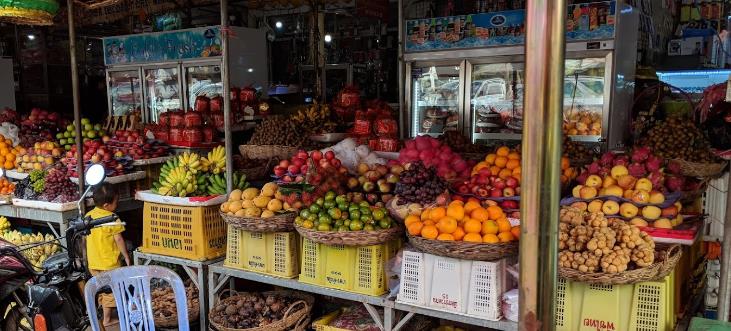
[67,0,84,198]
[397,0,404,139]
[520,0,566,329]
[717,168,731,320]
[221,0,233,191]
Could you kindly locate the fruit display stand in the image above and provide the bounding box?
[133,250,223,330]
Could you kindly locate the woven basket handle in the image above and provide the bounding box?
[281,300,308,321]
[661,244,680,262]
[215,289,239,305]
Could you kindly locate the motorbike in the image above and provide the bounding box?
[0,164,117,331]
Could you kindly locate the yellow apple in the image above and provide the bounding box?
[602,176,617,188]
[629,218,648,227]
[635,178,653,192]
[674,201,682,213]
[661,205,678,218]
[601,200,620,215]
[570,202,588,211]
[585,175,603,188]
[642,205,662,220]
[617,175,638,190]
[572,185,583,198]
[619,202,639,218]
[579,186,598,199]
[631,190,650,204]
[673,215,684,226]
[610,165,629,179]
[623,189,634,199]
[588,200,603,213]
[604,185,624,197]
[649,191,665,204]
[653,218,673,229]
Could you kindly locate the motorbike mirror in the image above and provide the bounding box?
[85,164,106,186]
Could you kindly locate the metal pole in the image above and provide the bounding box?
[519,0,566,329]
[67,0,84,198]
[221,0,233,191]
[717,169,731,320]
[397,0,404,140]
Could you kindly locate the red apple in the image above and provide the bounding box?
[330,158,341,168]
[311,150,323,162]
[493,179,506,190]
[292,157,305,167]
[287,165,301,175]
[319,158,330,169]
[490,188,503,198]
[325,151,335,160]
[273,166,287,177]
[283,175,293,183]
[279,159,290,168]
[296,150,308,160]
[505,177,518,188]
[477,188,489,197]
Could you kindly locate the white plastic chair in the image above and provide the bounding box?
[84,265,189,331]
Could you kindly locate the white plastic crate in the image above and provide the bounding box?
[396,250,507,321]
[703,173,728,238]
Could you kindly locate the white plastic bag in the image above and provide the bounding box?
[502,289,519,322]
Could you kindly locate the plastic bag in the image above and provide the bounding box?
[375,118,398,136]
[386,248,404,299]
[502,289,519,322]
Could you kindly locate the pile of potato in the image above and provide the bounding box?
[151,283,198,322]
[210,293,300,329]
[559,207,655,274]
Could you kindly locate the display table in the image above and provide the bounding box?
[207,262,518,331]
[133,250,223,330]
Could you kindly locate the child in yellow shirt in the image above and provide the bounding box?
[85,183,130,327]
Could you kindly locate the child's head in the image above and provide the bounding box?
[93,183,119,212]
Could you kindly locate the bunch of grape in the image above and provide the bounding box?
[27,169,46,194]
[13,177,32,199]
[394,161,447,205]
[41,168,79,202]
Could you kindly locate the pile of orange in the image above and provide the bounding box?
[0,177,15,194]
[560,155,577,184]
[0,135,18,170]
[471,146,521,180]
[406,199,520,243]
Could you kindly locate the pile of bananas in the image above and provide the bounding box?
[155,166,197,197]
[292,103,337,134]
[201,146,226,174]
[1,231,59,270]
[0,216,9,233]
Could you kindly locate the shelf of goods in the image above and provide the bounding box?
[133,250,223,330]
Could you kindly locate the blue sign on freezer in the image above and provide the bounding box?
[103,27,222,65]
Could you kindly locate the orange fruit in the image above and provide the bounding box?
[487,206,504,220]
[437,233,455,241]
[436,217,458,234]
[421,225,439,239]
[452,227,466,241]
[489,166,501,176]
[5,153,14,161]
[506,159,520,170]
[510,226,521,239]
[482,220,499,235]
[512,167,521,178]
[473,161,488,172]
[496,218,512,233]
[485,153,497,165]
[507,151,521,160]
[3,160,11,170]
[463,219,482,234]
[407,222,424,235]
[498,231,515,242]
[496,146,510,157]
[463,233,483,243]
[561,156,570,170]
[448,200,464,208]
[498,168,513,179]
[405,215,421,227]
[471,207,490,221]
[423,220,435,226]
[420,208,431,221]
[483,234,500,243]
[430,207,446,220]
[464,200,481,214]
[494,156,508,168]
[446,204,464,221]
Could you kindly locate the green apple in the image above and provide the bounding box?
[63,131,70,138]
[66,124,74,132]
[93,124,101,131]
[81,118,90,125]
[83,124,93,131]
[86,131,97,139]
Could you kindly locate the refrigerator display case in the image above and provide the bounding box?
[403,1,638,150]
[103,26,268,123]
[407,62,464,136]
[107,68,143,116]
[300,64,353,102]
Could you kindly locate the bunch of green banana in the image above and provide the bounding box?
[154,166,197,197]
[178,152,202,174]
[0,216,10,233]
[233,172,249,190]
[202,146,226,174]
[205,174,227,195]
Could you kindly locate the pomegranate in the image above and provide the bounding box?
[210,95,223,112]
[202,126,215,142]
[183,111,203,127]
[169,111,185,127]
[194,95,210,112]
[169,127,183,143]
[182,127,203,143]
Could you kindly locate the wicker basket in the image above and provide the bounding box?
[220,211,296,232]
[295,223,402,246]
[558,244,682,285]
[680,178,709,204]
[153,285,200,328]
[239,145,297,161]
[238,166,269,181]
[671,159,727,178]
[407,234,518,261]
[209,290,313,331]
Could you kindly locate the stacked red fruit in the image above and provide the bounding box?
[272,150,347,184]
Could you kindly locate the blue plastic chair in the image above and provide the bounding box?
[84,265,189,331]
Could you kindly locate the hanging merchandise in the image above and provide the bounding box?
[0,0,58,26]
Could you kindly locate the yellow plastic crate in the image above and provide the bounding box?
[140,201,226,261]
[312,309,347,331]
[223,225,299,278]
[299,238,400,296]
[555,273,676,331]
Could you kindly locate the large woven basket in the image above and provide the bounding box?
[295,223,402,246]
[220,211,296,232]
[671,159,727,178]
[239,145,297,160]
[209,290,313,331]
[407,234,518,261]
[153,285,200,328]
[559,244,682,285]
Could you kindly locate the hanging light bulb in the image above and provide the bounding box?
[324,34,332,43]
[275,21,283,29]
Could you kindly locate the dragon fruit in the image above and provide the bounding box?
[667,160,682,175]
[576,171,589,185]
[587,161,602,175]
[613,155,630,167]
[647,171,665,191]
[631,146,652,163]
[628,162,647,178]
[665,175,685,192]
[645,155,663,172]
[600,152,616,167]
